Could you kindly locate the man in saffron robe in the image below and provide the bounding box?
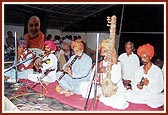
[24,15,44,56]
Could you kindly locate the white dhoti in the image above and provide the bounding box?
[99,93,129,110]
[79,81,101,99]
[125,90,164,108]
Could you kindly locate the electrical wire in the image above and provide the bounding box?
[7,81,51,111]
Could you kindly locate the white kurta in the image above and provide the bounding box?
[118,52,140,81]
[125,64,164,108]
[28,53,58,83]
[79,61,129,109]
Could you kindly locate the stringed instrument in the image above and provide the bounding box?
[101,15,118,97]
[33,52,51,72]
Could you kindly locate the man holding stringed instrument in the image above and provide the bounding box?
[79,38,129,110]
[4,39,34,82]
[27,40,58,84]
[80,16,129,109]
[55,40,92,96]
[98,39,129,109]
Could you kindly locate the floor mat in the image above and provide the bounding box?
[18,79,164,111]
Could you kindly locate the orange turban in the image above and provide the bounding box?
[71,41,84,51]
[137,43,155,58]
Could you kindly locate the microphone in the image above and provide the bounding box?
[98,55,104,62]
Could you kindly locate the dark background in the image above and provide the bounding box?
[4,4,164,62]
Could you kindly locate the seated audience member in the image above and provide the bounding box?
[28,40,58,84]
[6,31,15,49]
[4,40,34,82]
[56,40,92,96]
[61,42,73,63]
[63,35,72,45]
[125,43,164,108]
[153,57,164,70]
[118,41,140,90]
[5,31,16,61]
[80,39,129,110]
[54,35,62,44]
[54,43,64,71]
[46,34,52,41]
[56,42,73,70]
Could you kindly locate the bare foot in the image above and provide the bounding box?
[55,85,64,94]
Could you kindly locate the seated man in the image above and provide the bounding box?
[56,40,92,96]
[118,41,140,90]
[28,40,58,84]
[125,43,164,108]
[5,31,16,61]
[4,40,34,82]
[80,39,128,110]
[58,42,73,70]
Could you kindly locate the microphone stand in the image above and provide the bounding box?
[4,56,34,73]
[31,67,54,100]
[37,77,45,100]
[84,33,100,111]
[14,32,18,83]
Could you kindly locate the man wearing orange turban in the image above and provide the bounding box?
[56,40,92,96]
[137,43,155,59]
[125,43,164,108]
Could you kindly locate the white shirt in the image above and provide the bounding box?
[125,64,164,108]
[132,64,164,94]
[118,52,140,81]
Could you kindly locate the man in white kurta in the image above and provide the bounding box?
[124,43,164,108]
[80,39,129,110]
[28,40,58,83]
[118,41,140,84]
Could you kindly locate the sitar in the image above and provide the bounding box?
[101,15,118,97]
